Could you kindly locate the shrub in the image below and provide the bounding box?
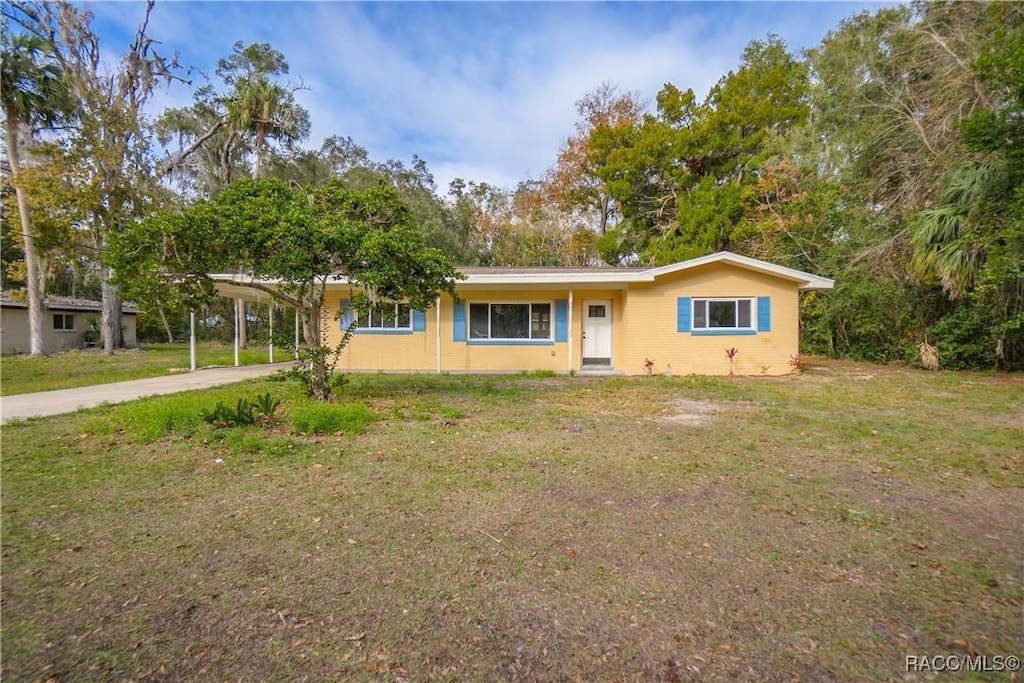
[926,303,998,369]
[289,402,375,435]
[200,398,257,427]
[253,392,282,419]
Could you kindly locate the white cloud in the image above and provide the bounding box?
[82,1,895,192]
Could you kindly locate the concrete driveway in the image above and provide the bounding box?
[0,362,295,423]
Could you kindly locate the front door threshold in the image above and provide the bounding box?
[578,364,624,376]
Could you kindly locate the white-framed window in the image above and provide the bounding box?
[469,302,551,340]
[358,302,411,330]
[53,313,76,331]
[693,298,753,330]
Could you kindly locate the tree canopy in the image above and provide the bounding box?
[3,0,1020,369]
[111,178,461,398]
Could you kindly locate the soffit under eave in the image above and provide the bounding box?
[453,281,633,292]
[211,281,282,303]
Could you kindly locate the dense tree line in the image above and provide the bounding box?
[559,3,1021,369]
[2,1,1020,368]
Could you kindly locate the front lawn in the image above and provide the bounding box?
[0,343,283,396]
[1,361,1020,680]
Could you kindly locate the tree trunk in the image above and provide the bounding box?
[158,307,174,343]
[599,194,610,236]
[305,301,333,401]
[251,129,265,180]
[301,304,319,349]
[100,261,123,354]
[5,119,45,357]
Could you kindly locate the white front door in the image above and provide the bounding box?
[582,300,612,365]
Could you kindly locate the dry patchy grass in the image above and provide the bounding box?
[2,362,1021,681]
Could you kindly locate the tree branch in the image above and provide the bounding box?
[158,119,226,175]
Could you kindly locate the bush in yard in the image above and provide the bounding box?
[289,402,374,435]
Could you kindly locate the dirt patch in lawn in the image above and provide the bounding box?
[660,398,759,426]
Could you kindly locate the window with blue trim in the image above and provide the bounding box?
[469,303,551,340]
[359,302,411,330]
[693,298,753,331]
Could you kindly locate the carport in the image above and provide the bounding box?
[187,275,300,372]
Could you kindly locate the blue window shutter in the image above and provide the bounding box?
[677,297,691,332]
[453,302,466,342]
[339,299,354,330]
[554,299,568,342]
[412,309,426,332]
[757,296,771,332]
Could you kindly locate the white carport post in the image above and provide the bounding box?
[189,311,197,372]
[233,298,240,367]
[268,302,274,364]
[567,289,574,374]
[435,295,442,373]
[294,308,300,360]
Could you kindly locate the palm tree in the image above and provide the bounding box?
[226,74,306,180]
[1,33,71,356]
[910,162,997,299]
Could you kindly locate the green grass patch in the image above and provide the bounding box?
[0,343,280,396]
[1,360,1021,681]
[219,428,299,458]
[289,401,375,434]
[78,383,296,443]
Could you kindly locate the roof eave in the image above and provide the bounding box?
[647,251,834,290]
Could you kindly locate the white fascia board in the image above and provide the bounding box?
[458,272,651,286]
[645,251,834,291]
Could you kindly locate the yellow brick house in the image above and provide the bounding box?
[215,251,833,376]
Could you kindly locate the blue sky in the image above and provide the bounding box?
[84,1,892,193]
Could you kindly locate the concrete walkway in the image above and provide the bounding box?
[0,362,295,423]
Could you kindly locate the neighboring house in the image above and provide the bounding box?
[213,252,833,376]
[0,293,138,355]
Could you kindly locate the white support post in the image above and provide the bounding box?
[268,303,274,364]
[189,311,196,372]
[233,299,240,367]
[435,295,442,374]
[568,289,574,374]
[294,308,300,360]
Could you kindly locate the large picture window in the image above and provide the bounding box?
[693,298,752,330]
[359,302,411,330]
[469,303,551,340]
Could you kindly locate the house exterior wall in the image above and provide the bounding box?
[327,290,625,373]
[1,308,30,354]
[1,307,88,354]
[319,263,803,376]
[122,315,138,348]
[330,298,438,372]
[617,262,799,376]
[1,307,138,355]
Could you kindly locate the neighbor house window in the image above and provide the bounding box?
[469,303,551,340]
[359,302,411,330]
[53,313,75,331]
[693,298,752,330]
